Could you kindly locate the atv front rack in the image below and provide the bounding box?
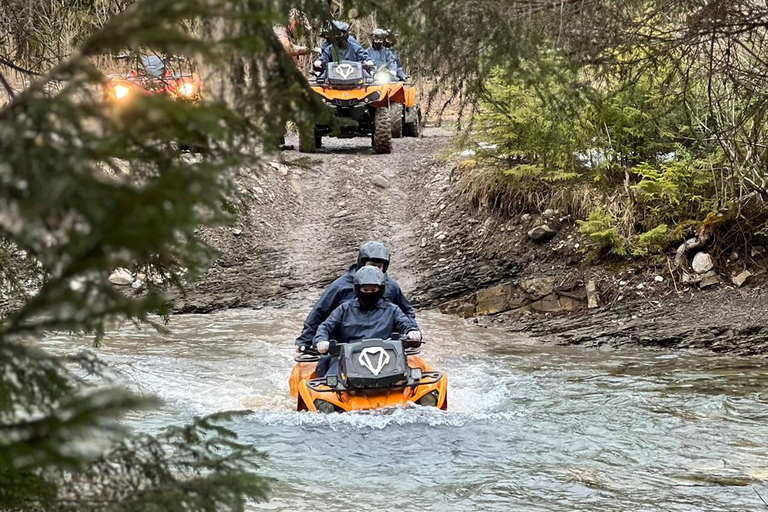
[306,371,443,393]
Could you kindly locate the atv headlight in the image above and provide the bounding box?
[179,82,196,98]
[113,84,130,99]
[374,71,391,84]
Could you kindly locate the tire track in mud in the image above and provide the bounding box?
[178,128,451,312]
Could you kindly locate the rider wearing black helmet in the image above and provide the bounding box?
[383,31,408,81]
[295,240,416,350]
[313,266,421,377]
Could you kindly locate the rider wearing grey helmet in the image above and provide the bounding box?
[295,241,416,350]
[367,28,397,75]
[319,20,368,65]
[313,266,421,377]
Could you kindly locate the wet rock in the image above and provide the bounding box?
[371,175,390,189]
[232,228,243,236]
[520,277,556,300]
[521,213,532,223]
[528,225,557,243]
[542,208,555,218]
[692,252,714,274]
[530,294,581,313]
[436,233,446,241]
[109,268,133,286]
[654,275,664,282]
[439,296,477,318]
[334,210,350,218]
[131,280,144,290]
[732,270,752,287]
[730,251,739,261]
[586,280,599,309]
[475,283,527,315]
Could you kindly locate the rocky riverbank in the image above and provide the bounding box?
[95,127,768,355]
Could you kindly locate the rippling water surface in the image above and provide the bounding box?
[46,308,768,511]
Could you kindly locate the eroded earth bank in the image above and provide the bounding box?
[178,128,768,355]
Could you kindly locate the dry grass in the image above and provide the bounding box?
[458,164,606,220]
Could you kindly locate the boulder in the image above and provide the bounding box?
[475,283,526,315]
[692,252,714,274]
[698,270,720,288]
[528,224,557,243]
[439,296,477,318]
[586,280,599,309]
[530,294,581,313]
[109,268,133,286]
[732,270,752,287]
[520,277,556,300]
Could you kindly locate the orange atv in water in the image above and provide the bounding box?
[301,61,409,154]
[290,337,448,413]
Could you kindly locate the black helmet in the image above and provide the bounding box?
[357,241,390,272]
[384,31,396,48]
[354,266,386,308]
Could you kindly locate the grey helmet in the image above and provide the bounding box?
[353,266,386,308]
[357,241,391,272]
[372,28,388,49]
[331,20,350,36]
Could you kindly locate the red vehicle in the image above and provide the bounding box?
[104,55,201,103]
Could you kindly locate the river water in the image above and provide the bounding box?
[47,308,768,511]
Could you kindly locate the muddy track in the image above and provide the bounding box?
[177,128,451,313]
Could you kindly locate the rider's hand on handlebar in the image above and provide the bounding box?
[316,341,330,354]
[407,330,422,342]
[363,59,374,68]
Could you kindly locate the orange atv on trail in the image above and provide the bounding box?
[289,337,448,413]
[103,56,201,104]
[301,61,408,154]
[390,82,422,139]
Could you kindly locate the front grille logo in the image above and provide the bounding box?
[358,347,390,376]
[336,63,355,79]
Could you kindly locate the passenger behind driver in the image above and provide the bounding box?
[313,266,421,378]
[366,28,397,76]
[383,31,408,81]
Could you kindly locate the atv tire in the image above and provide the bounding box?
[403,109,422,138]
[373,106,393,154]
[391,102,403,138]
[298,126,316,153]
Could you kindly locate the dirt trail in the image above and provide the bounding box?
[177,127,768,356]
[178,128,451,312]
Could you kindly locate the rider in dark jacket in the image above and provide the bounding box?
[313,266,421,377]
[367,28,397,74]
[295,241,416,349]
[383,31,408,81]
[319,20,368,64]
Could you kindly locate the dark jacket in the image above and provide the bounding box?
[320,36,368,63]
[388,49,407,81]
[295,265,416,347]
[367,47,396,73]
[313,297,418,347]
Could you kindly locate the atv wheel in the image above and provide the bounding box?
[391,102,403,138]
[298,126,316,153]
[373,106,392,154]
[403,109,422,138]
